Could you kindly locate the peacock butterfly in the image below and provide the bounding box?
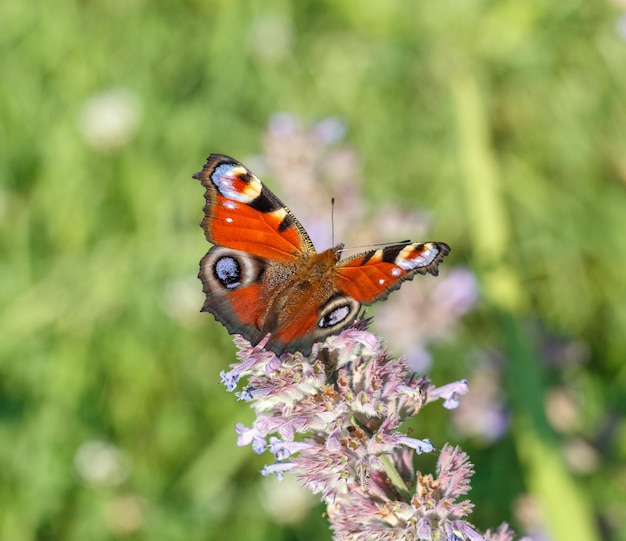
[195,154,450,356]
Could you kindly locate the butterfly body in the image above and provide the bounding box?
[196,154,450,356]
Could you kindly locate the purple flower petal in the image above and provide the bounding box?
[219,370,239,392]
[260,461,297,481]
[235,423,267,453]
[396,436,435,455]
[268,437,312,460]
[428,380,469,409]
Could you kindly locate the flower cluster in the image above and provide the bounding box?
[222,322,520,541]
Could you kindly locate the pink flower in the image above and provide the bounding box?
[218,321,521,540]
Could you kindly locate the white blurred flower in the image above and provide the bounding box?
[545,386,580,433]
[513,494,550,541]
[562,438,599,475]
[259,475,317,526]
[248,12,293,61]
[78,88,142,152]
[74,440,131,488]
[161,276,205,325]
[104,494,145,535]
[616,13,626,41]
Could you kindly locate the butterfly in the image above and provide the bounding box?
[195,154,450,356]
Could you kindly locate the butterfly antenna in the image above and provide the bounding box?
[339,240,412,255]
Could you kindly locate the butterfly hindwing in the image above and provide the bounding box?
[264,292,362,355]
[199,246,272,347]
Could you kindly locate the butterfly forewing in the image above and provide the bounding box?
[334,241,450,305]
[194,154,315,261]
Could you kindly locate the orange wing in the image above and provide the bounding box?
[334,241,450,305]
[194,154,315,261]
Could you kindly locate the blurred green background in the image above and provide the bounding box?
[2,1,626,540]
